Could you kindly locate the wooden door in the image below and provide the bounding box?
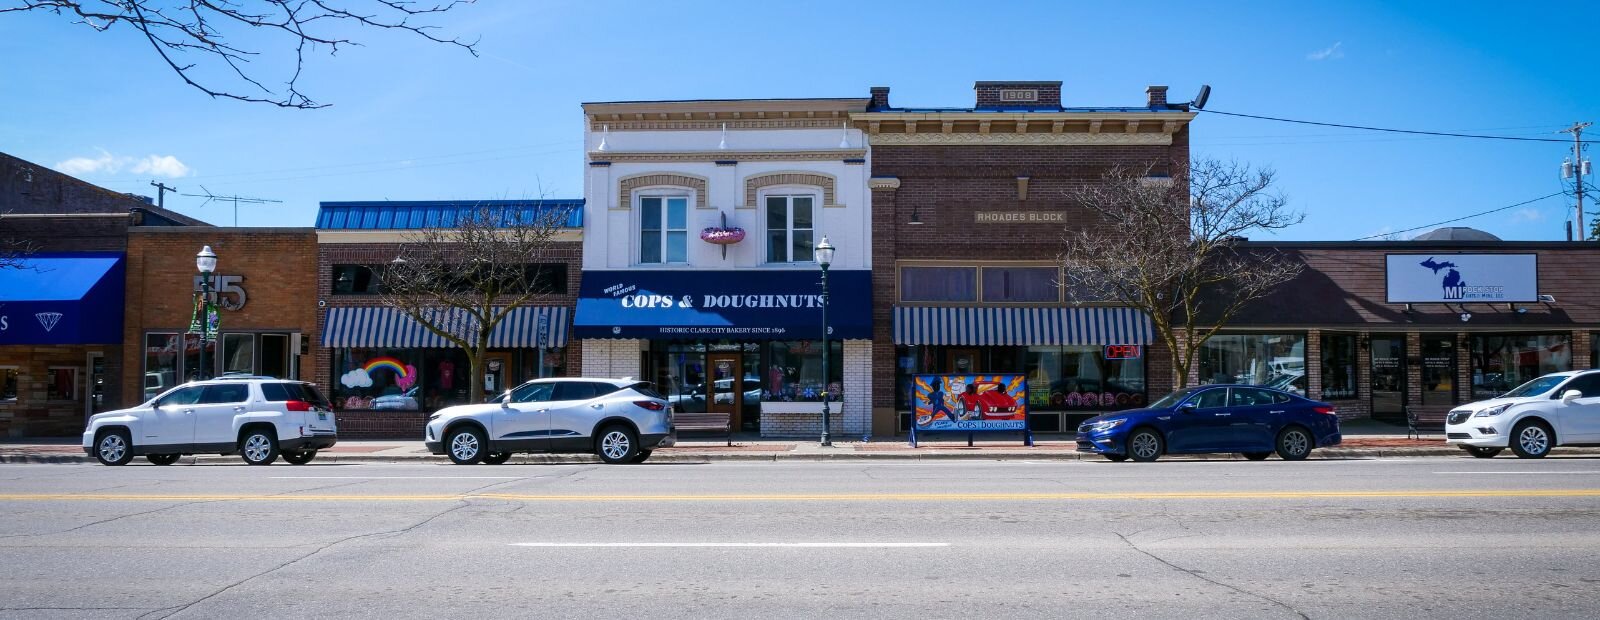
[707,353,743,429]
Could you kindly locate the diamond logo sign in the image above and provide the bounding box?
[35,312,63,332]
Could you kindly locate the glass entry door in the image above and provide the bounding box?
[707,353,743,430]
[1370,335,1407,423]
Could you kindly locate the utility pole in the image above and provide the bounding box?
[1561,122,1591,241]
[150,181,178,210]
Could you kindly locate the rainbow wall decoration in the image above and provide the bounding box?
[363,356,416,389]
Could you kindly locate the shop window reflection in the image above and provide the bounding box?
[1198,333,1307,395]
[1470,334,1571,400]
[1319,334,1357,400]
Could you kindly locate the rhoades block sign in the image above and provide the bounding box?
[911,374,1028,431]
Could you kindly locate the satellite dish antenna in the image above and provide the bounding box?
[1190,84,1211,110]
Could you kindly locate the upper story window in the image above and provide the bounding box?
[332,264,383,294]
[765,195,815,263]
[640,196,688,264]
[899,264,1061,304]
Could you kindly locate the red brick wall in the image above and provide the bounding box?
[122,228,321,407]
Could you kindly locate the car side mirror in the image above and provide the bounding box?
[500,389,513,408]
[1562,389,1582,403]
[1178,405,1196,414]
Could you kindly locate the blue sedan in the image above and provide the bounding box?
[1076,385,1342,462]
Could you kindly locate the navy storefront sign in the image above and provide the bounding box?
[575,270,871,340]
[0,253,126,345]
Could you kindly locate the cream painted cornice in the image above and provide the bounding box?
[869,132,1175,146]
[586,98,870,124]
[588,148,867,163]
[317,230,582,244]
[851,111,1195,123]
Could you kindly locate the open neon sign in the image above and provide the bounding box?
[1103,345,1142,359]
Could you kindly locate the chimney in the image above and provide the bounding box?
[1146,85,1169,108]
[974,81,1062,109]
[869,86,891,110]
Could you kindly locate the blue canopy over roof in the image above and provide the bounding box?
[316,200,584,230]
[0,253,126,345]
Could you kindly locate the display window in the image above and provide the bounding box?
[1197,333,1307,395]
[1470,334,1571,400]
[332,349,422,411]
[895,345,1146,411]
[1319,334,1358,400]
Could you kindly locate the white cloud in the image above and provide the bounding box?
[1509,208,1544,223]
[1307,42,1344,61]
[131,155,191,178]
[54,149,191,178]
[340,368,373,389]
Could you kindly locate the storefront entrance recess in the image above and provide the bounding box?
[1370,335,1407,424]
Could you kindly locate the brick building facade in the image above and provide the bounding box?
[122,227,320,407]
[854,82,1194,435]
[315,202,584,438]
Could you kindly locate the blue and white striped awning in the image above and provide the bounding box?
[893,306,1153,346]
[321,306,569,348]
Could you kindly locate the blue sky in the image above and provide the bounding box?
[2,0,1595,239]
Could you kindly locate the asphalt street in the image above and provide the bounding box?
[2,456,1599,619]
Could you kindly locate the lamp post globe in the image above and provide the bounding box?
[816,236,834,447]
[195,246,217,380]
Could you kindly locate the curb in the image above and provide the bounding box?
[8,447,1600,465]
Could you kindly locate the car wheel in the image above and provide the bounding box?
[596,425,639,464]
[1243,452,1272,461]
[1510,420,1553,459]
[95,430,134,466]
[1464,446,1502,459]
[282,450,317,465]
[446,427,486,465]
[1127,428,1163,462]
[1103,453,1129,462]
[1276,426,1313,461]
[240,430,279,466]
[630,449,653,464]
[482,452,512,465]
[145,454,181,466]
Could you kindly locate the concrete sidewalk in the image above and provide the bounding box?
[4,432,1593,464]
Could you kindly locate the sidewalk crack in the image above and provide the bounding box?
[1116,532,1309,620]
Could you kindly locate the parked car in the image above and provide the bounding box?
[425,377,675,465]
[1076,384,1342,462]
[1445,370,1600,458]
[83,377,337,466]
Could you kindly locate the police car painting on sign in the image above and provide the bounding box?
[912,374,1028,431]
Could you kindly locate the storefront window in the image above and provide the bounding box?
[46,367,76,401]
[765,340,842,402]
[900,266,977,302]
[1,368,17,402]
[332,349,422,411]
[1198,333,1307,395]
[1470,334,1571,400]
[1319,334,1357,400]
[144,333,180,400]
[981,267,1059,303]
[222,333,255,375]
[183,334,216,382]
[1420,335,1457,406]
[895,345,1145,411]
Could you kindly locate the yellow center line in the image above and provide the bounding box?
[0,489,1597,502]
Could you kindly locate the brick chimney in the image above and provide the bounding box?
[869,86,891,110]
[1146,85,1169,108]
[974,81,1061,109]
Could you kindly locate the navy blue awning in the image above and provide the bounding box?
[575,270,872,340]
[0,253,126,345]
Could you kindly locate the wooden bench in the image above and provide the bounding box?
[674,412,733,446]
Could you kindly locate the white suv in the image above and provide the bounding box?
[83,377,338,466]
[1445,370,1600,458]
[425,378,674,465]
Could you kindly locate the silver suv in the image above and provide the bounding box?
[83,377,338,466]
[425,378,674,465]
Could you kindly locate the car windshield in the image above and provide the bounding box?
[1503,375,1568,398]
[1149,388,1200,409]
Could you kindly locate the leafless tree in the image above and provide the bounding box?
[1060,158,1305,389]
[2,1,479,109]
[379,203,573,404]
[0,213,35,270]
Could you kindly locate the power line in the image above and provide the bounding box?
[1353,192,1566,241]
[1199,109,1592,144]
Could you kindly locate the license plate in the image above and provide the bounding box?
[317,412,328,421]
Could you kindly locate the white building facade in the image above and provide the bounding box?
[575,98,874,438]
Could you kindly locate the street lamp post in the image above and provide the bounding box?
[815,236,835,447]
[195,246,218,381]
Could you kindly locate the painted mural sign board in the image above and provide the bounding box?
[909,373,1032,447]
[1384,254,1538,303]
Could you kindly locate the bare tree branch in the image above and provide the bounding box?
[0,212,37,270]
[379,202,572,404]
[3,0,479,109]
[1060,157,1305,389]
